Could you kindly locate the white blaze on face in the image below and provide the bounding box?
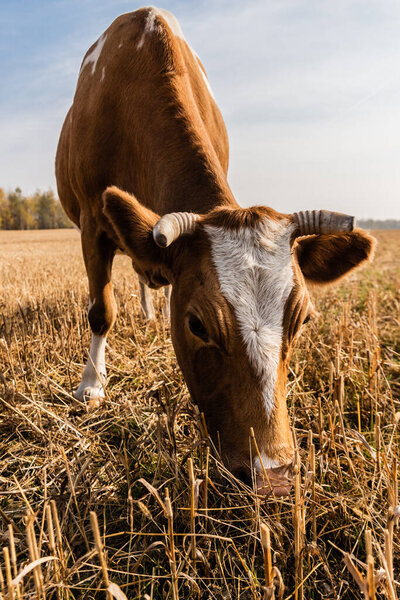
[80,33,107,76]
[205,218,294,417]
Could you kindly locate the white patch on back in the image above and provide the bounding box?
[137,8,215,99]
[200,69,214,99]
[157,8,185,39]
[80,33,107,76]
[192,51,215,99]
[137,7,185,48]
[137,8,158,48]
[205,218,294,417]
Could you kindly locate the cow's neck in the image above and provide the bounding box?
[159,169,236,215]
[138,124,238,215]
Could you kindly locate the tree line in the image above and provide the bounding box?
[0,188,72,230]
[1,187,399,231]
[358,219,400,230]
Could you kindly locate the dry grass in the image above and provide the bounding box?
[0,228,399,599]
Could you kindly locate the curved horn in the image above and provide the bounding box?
[293,210,355,237]
[153,212,199,247]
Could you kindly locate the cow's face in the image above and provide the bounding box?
[104,188,375,496]
[169,210,301,494]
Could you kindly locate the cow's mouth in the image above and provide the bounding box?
[255,463,294,497]
[232,462,293,498]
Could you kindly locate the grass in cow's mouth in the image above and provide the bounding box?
[0,228,399,599]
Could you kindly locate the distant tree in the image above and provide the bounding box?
[24,195,38,229]
[8,188,29,229]
[0,187,73,230]
[35,190,57,229]
[0,188,11,229]
[358,219,400,230]
[54,201,72,228]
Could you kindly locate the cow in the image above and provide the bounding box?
[56,7,375,497]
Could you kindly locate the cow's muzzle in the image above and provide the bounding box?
[255,463,293,498]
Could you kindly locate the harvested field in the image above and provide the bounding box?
[0,228,399,599]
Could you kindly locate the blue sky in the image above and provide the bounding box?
[1,0,400,218]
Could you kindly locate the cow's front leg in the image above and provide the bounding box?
[163,285,171,321]
[75,331,108,406]
[139,277,171,322]
[139,276,155,320]
[75,220,117,407]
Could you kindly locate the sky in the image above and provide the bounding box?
[1,0,400,219]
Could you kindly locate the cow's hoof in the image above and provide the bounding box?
[73,386,105,408]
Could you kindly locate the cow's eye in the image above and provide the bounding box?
[188,314,208,342]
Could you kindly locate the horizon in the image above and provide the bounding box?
[1,0,400,219]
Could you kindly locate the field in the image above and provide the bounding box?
[0,228,399,599]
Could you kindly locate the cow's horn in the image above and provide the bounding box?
[293,210,355,237]
[153,212,199,247]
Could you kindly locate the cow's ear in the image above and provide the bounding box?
[103,186,172,285]
[294,230,376,285]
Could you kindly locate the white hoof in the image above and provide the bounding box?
[74,385,105,408]
[141,307,155,321]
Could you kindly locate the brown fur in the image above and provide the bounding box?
[102,186,171,288]
[56,8,375,491]
[201,205,285,230]
[295,230,376,284]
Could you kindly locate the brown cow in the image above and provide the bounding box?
[56,7,375,496]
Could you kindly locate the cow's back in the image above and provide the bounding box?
[56,7,230,229]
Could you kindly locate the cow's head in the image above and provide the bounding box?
[104,187,375,496]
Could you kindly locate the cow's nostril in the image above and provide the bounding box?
[234,468,252,487]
